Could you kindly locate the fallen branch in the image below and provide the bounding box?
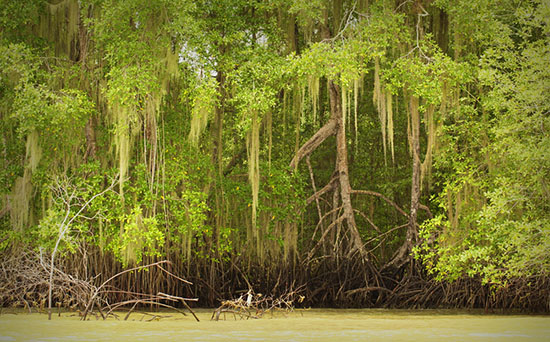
[212,288,304,321]
[81,260,195,321]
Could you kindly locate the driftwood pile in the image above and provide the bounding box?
[211,288,304,321]
[0,251,198,321]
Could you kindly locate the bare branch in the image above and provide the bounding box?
[306,177,338,205]
[351,190,410,218]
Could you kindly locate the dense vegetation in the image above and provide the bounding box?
[1,0,549,311]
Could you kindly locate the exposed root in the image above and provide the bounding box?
[0,251,198,320]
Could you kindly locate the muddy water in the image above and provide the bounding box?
[1,309,549,341]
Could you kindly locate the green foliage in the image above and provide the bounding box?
[416,0,550,285]
[111,206,164,267]
[162,148,211,245]
[1,0,547,287]
[13,87,93,141]
[36,209,78,254]
[258,162,306,225]
[0,0,42,41]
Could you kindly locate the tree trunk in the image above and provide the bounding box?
[384,95,420,270]
[408,95,421,248]
[329,81,366,257]
[209,70,226,261]
[290,17,368,260]
[84,117,96,161]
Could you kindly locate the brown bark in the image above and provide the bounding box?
[329,81,366,257]
[292,80,367,259]
[291,16,368,260]
[306,176,337,205]
[306,156,323,223]
[408,95,421,249]
[289,118,336,169]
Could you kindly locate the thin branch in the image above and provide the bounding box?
[156,264,193,285]
[311,206,343,242]
[351,190,409,218]
[306,176,338,205]
[306,156,323,223]
[306,215,345,261]
[353,208,380,232]
[158,292,200,322]
[82,260,172,320]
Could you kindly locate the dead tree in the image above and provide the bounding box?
[46,175,118,320]
[81,260,199,321]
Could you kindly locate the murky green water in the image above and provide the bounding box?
[1,309,549,341]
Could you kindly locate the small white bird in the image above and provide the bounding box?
[246,289,252,307]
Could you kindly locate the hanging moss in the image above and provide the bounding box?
[282,89,288,138]
[341,85,347,131]
[188,88,213,147]
[247,110,261,258]
[160,47,180,97]
[373,57,389,164]
[10,131,42,232]
[436,80,448,156]
[347,87,352,133]
[373,57,381,107]
[267,110,272,171]
[308,75,320,127]
[421,104,435,191]
[404,89,413,156]
[386,89,394,164]
[39,0,80,58]
[353,77,359,155]
[111,104,131,199]
[410,94,420,163]
[379,87,387,165]
[293,84,303,155]
[144,95,160,202]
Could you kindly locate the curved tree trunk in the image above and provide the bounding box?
[290,15,368,260]
[291,79,367,259]
[329,81,367,258]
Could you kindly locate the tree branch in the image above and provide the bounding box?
[290,118,337,170]
[306,176,338,205]
[351,190,410,218]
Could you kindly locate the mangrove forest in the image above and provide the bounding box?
[1,0,549,315]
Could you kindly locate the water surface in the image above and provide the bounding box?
[1,308,548,341]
